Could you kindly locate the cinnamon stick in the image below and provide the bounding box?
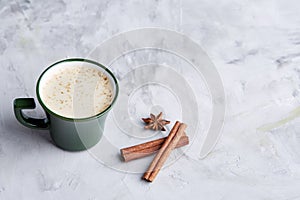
[142,121,181,181]
[120,135,189,162]
[143,122,187,182]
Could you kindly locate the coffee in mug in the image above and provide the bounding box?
[14,58,119,151]
[39,64,113,118]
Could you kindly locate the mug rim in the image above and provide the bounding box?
[36,58,119,122]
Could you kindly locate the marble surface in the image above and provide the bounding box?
[1,0,300,199]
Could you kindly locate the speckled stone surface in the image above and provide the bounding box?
[1,0,300,199]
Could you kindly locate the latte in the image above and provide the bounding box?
[39,63,113,118]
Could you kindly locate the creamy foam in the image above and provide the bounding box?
[39,63,113,118]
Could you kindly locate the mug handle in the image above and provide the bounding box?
[14,98,50,129]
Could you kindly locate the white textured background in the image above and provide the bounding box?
[1,0,300,199]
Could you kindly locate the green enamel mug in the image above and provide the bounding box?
[13,58,119,151]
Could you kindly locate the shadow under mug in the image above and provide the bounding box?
[13,58,119,151]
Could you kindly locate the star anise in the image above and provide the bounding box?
[142,112,170,131]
